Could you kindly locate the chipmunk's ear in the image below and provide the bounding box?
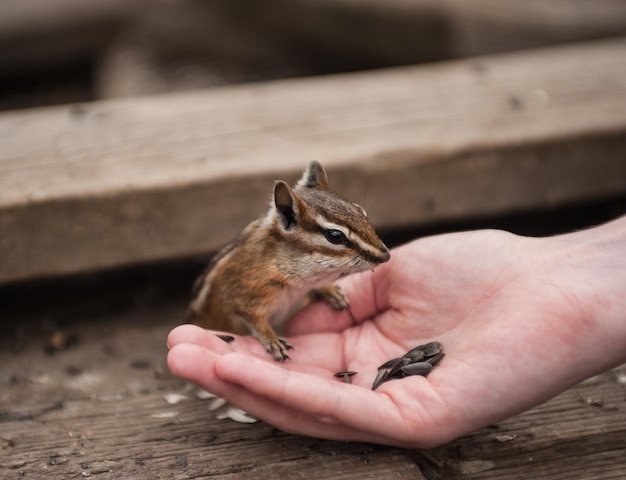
[273,181,301,231]
[296,160,328,191]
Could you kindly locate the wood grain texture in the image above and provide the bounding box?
[1,38,626,283]
[1,297,624,479]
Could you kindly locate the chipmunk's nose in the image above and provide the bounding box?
[378,245,391,263]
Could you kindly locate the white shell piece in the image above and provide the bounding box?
[151,411,178,419]
[208,397,228,411]
[226,407,258,424]
[195,389,217,400]
[216,411,229,420]
[163,393,189,405]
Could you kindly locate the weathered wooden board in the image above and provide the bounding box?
[218,0,626,63]
[1,38,626,283]
[3,0,626,75]
[1,296,624,479]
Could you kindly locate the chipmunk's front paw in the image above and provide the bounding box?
[311,285,350,310]
[262,336,293,362]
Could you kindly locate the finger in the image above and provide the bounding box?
[287,267,391,336]
[167,343,222,389]
[210,330,347,373]
[166,344,363,438]
[167,324,282,360]
[168,345,432,447]
[168,323,348,371]
[222,383,411,447]
[214,352,416,438]
[167,324,236,354]
[286,302,355,335]
[339,267,391,324]
[167,324,209,347]
[280,332,346,371]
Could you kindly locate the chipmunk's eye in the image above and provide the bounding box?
[325,229,348,245]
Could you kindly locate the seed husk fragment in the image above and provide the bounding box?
[400,362,433,376]
[420,341,443,357]
[216,334,235,343]
[334,371,358,384]
[425,353,445,366]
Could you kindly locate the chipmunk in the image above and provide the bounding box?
[186,161,390,361]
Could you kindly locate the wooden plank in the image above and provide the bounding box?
[1,38,626,283]
[1,295,625,479]
[219,0,626,62]
[439,0,626,56]
[3,0,626,75]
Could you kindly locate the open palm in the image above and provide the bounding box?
[168,227,622,448]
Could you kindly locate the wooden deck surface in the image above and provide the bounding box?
[1,223,625,479]
[2,38,626,284]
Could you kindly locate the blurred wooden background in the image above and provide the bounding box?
[1,0,625,283]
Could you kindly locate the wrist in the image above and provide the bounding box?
[541,215,626,372]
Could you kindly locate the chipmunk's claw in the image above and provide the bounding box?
[311,285,350,310]
[264,336,293,361]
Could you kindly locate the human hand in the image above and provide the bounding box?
[167,221,626,448]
